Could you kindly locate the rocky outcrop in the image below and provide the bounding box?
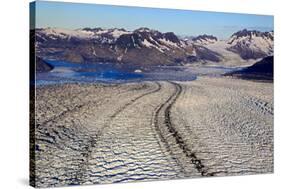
[243,56,273,74]
[226,56,273,80]
[36,57,53,72]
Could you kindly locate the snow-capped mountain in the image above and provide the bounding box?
[227,29,273,59]
[36,27,132,44]
[35,27,222,65]
[192,34,218,45]
[34,27,273,67]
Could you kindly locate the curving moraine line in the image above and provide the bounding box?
[154,81,214,177]
[36,83,150,129]
[76,82,162,182]
[36,85,119,129]
[35,82,157,186]
[109,82,162,121]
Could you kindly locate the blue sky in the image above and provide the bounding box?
[33,1,274,39]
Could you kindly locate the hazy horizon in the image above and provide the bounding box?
[31,1,274,39]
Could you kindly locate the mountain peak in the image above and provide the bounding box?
[230,29,273,40]
[192,34,218,45]
[162,32,180,43]
[227,29,274,59]
[134,27,154,33]
[82,27,103,32]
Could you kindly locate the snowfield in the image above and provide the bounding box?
[32,77,273,187]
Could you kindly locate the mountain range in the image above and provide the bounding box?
[33,27,273,67]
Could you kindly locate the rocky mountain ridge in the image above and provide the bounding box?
[34,27,273,67]
[227,29,273,59]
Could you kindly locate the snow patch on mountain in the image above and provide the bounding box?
[110,29,132,38]
[193,34,218,45]
[227,29,273,59]
[142,39,164,52]
[41,28,94,39]
[34,27,274,67]
[159,38,179,48]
